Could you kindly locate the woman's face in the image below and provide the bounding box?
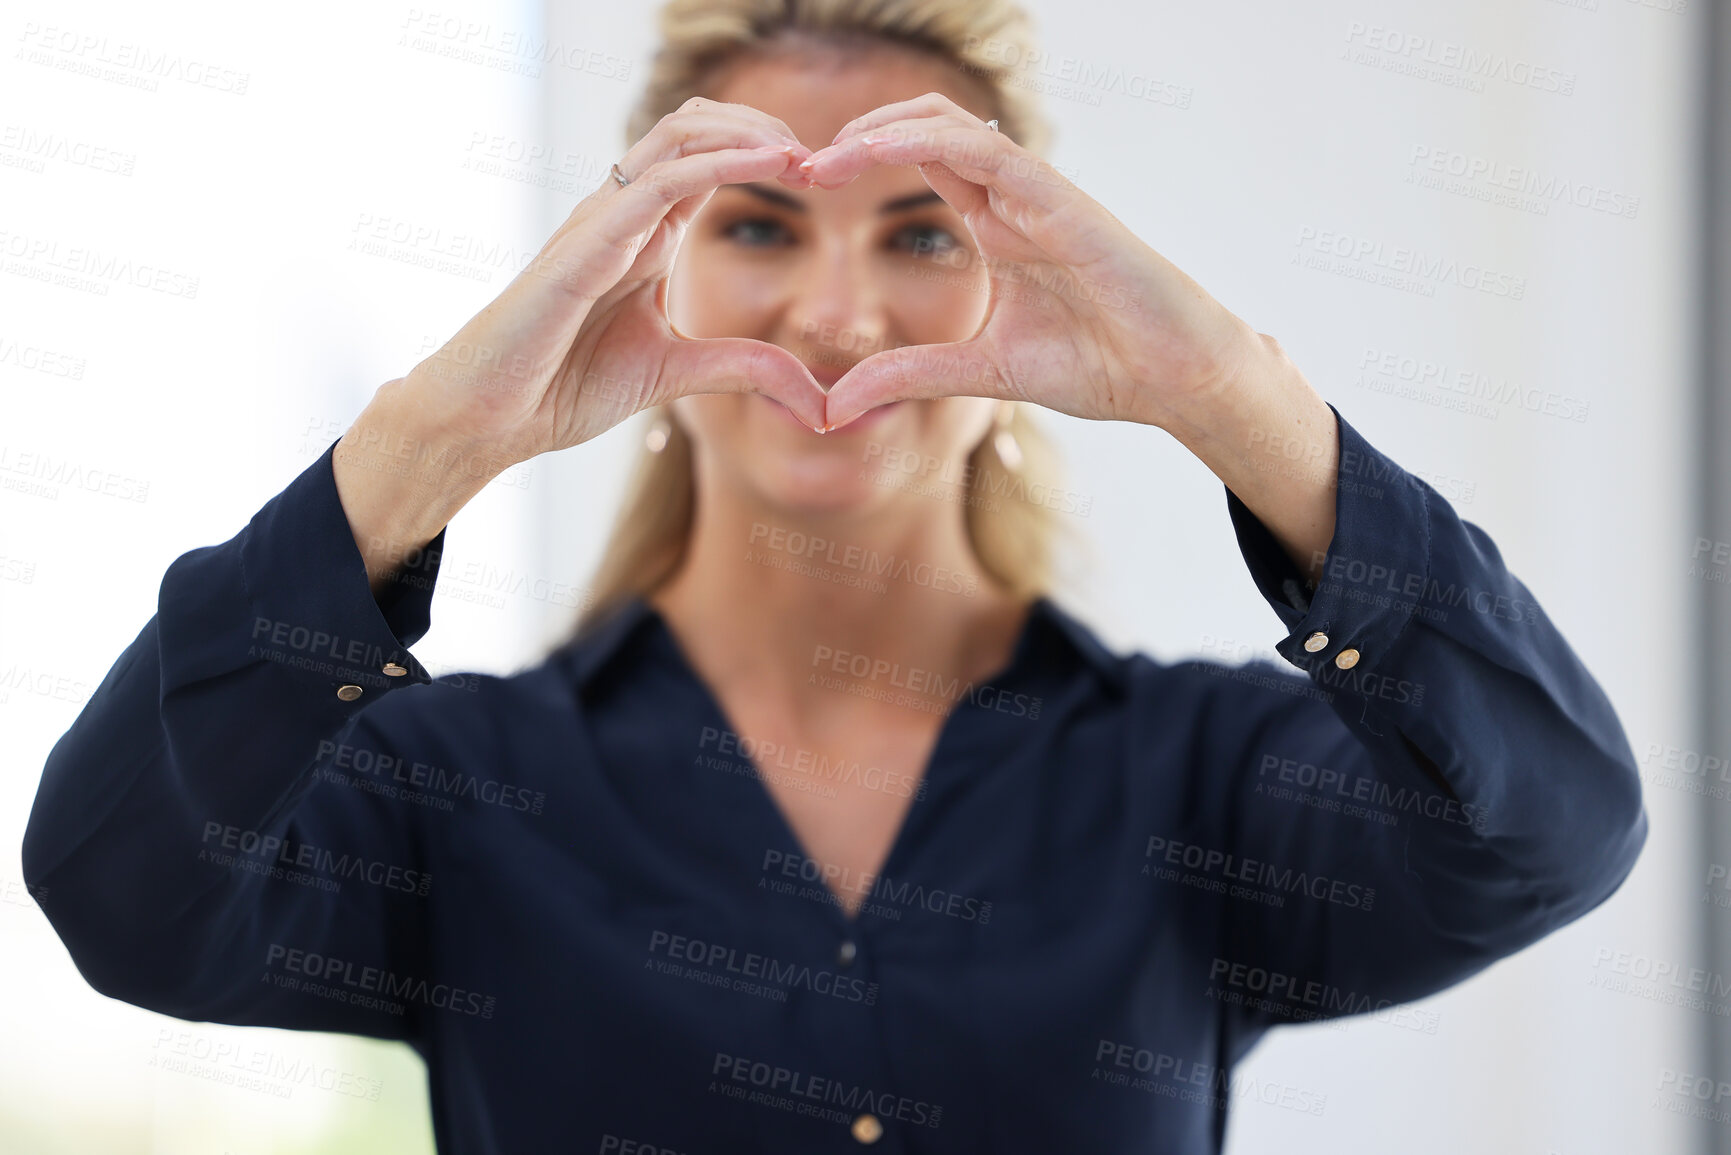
[666,46,1004,517]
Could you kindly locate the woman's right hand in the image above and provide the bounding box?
[402,97,826,472]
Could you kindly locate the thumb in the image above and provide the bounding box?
[659,334,828,432]
[823,339,1007,430]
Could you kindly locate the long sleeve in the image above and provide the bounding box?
[1163,404,1647,1055]
[21,436,451,1043]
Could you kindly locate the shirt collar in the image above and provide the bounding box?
[556,592,1128,697]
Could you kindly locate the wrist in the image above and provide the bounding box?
[332,384,502,557]
[1147,324,1289,455]
[366,375,517,487]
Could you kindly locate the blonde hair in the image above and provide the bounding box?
[567,0,1075,642]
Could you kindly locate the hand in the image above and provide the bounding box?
[797,93,1262,433]
[402,98,831,472]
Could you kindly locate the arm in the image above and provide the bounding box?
[800,99,1647,1036]
[1165,401,1647,1053]
[21,103,820,1031]
[21,414,470,1040]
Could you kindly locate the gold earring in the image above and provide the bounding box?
[992,405,1023,471]
[646,414,672,453]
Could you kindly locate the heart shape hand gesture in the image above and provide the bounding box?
[397,94,1261,478]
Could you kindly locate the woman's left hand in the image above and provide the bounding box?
[798,93,1263,432]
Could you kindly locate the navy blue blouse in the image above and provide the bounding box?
[23,405,1647,1153]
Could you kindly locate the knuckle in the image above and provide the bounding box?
[640,163,684,200]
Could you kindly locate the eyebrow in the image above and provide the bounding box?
[733,183,945,214]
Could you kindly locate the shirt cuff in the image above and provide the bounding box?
[1224,403,1431,680]
[236,434,448,698]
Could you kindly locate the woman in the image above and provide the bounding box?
[22,0,1646,1151]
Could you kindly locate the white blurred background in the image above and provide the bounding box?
[0,0,1713,1151]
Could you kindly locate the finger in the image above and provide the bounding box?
[617,146,806,227]
[805,119,1072,214]
[661,335,830,432]
[808,117,1006,186]
[623,100,814,176]
[910,160,988,220]
[660,183,721,238]
[621,121,814,193]
[828,92,982,145]
[822,340,1013,431]
[534,146,800,300]
[590,186,714,318]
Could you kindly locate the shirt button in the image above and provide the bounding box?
[382,662,408,677]
[336,684,364,701]
[837,940,857,967]
[1302,631,1329,653]
[1334,648,1361,670]
[851,1113,883,1144]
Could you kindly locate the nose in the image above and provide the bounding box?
[786,236,893,369]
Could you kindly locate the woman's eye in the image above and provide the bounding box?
[723,218,792,247]
[892,224,961,258]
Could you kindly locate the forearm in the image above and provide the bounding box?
[1213,402,1648,904]
[23,431,442,1025]
[1149,331,1340,585]
[1206,406,1648,1022]
[333,376,506,597]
